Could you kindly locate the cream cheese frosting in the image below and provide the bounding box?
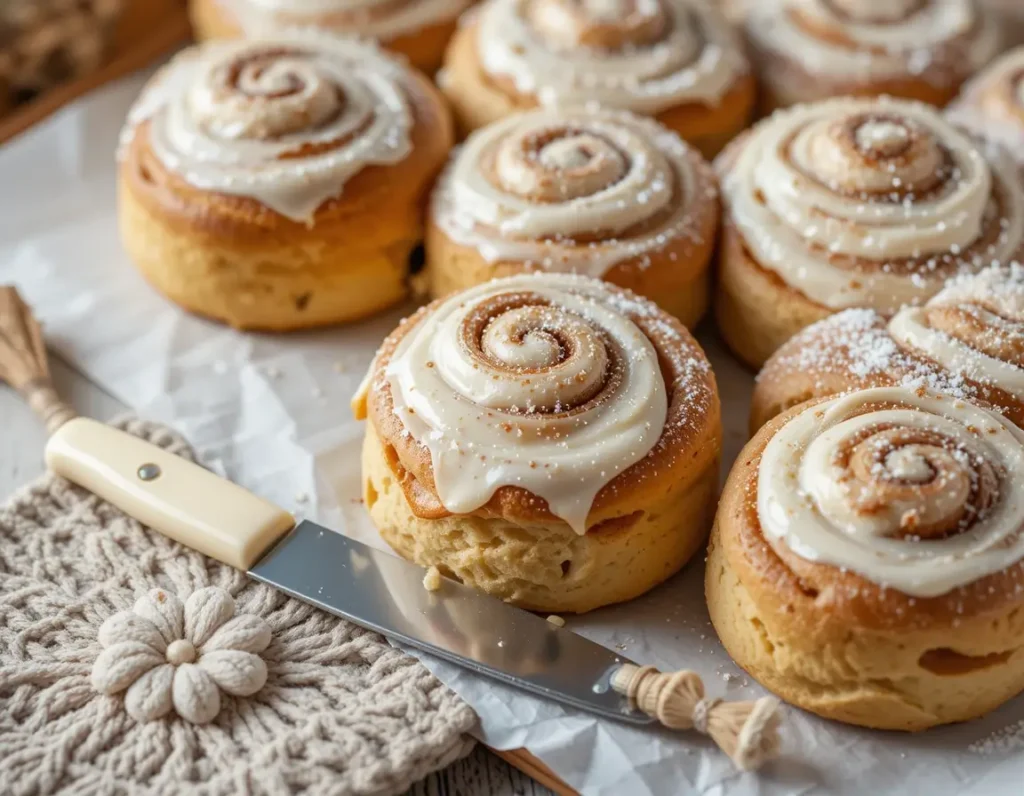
[473,0,748,114]
[381,274,671,533]
[758,386,1024,597]
[746,0,1001,84]
[120,32,415,224]
[431,108,715,275]
[215,0,473,39]
[720,96,1024,312]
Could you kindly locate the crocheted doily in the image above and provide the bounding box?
[0,419,476,795]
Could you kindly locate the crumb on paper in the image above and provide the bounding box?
[546,614,565,628]
[294,491,309,504]
[423,566,442,592]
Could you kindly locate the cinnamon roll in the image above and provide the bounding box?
[118,32,453,330]
[439,0,755,158]
[426,108,719,327]
[948,46,1024,162]
[352,273,722,613]
[715,96,1024,369]
[753,265,1024,432]
[744,0,1002,113]
[709,385,1024,730]
[189,0,475,73]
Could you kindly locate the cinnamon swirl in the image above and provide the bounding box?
[715,96,1024,369]
[708,386,1024,730]
[744,0,1002,113]
[352,273,721,613]
[426,108,719,327]
[118,32,453,330]
[948,46,1024,162]
[439,0,755,158]
[189,0,475,73]
[753,265,1024,431]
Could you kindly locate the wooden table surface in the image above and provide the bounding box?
[0,358,555,796]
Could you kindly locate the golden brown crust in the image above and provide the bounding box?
[363,423,719,613]
[439,19,755,157]
[707,398,1024,729]
[362,283,722,530]
[714,220,832,370]
[118,67,453,330]
[189,0,461,73]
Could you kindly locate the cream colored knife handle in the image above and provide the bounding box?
[45,417,295,570]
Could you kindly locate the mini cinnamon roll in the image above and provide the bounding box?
[708,385,1024,730]
[948,46,1024,162]
[353,273,722,613]
[118,33,453,330]
[426,108,719,327]
[753,265,1024,431]
[189,0,474,73]
[744,0,1002,113]
[439,0,755,158]
[715,96,1024,368]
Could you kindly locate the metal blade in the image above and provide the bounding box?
[249,521,651,724]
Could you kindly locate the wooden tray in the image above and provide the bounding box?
[0,0,190,145]
[0,6,575,790]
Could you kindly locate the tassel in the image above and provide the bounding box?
[611,664,782,771]
[0,286,77,434]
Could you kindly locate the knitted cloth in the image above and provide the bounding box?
[0,419,477,796]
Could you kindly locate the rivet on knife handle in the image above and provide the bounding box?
[45,417,295,569]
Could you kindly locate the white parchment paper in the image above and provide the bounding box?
[1,73,1022,795]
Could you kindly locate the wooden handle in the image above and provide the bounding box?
[0,285,77,434]
[45,417,295,570]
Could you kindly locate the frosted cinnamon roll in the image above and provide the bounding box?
[744,0,1002,112]
[439,0,755,157]
[118,32,453,330]
[426,108,719,327]
[353,273,721,613]
[948,47,1024,162]
[708,385,1024,730]
[189,0,475,73]
[753,265,1024,431]
[715,96,1024,368]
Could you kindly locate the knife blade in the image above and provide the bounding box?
[44,417,650,725]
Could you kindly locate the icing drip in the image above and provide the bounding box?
[384,274,669,533]
[217,0,474,39]
[746,0,1001,83]
[947,48,1024,161]
[120,33,415,223]
[431,108,715,275]
[474,0,748,113]
[758,386,1024,597]
[720,97,1024,312]
[888,264,1024,399]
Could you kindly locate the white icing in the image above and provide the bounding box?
[721,97,1024,312]
[474,0,748,114]
[947,48,1024,162]
[758,387,1024,597]
[120,32,415,224]
[431,108,712,275]
[217,0,473,39]
[384,273,669,533]
[746,0,1001,83]
[888,265,1024,399]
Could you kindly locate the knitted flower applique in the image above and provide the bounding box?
[92,587,271,724]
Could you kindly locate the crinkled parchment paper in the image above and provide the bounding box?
[1,72,1022,796]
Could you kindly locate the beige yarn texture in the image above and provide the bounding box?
[0,418,477,796]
